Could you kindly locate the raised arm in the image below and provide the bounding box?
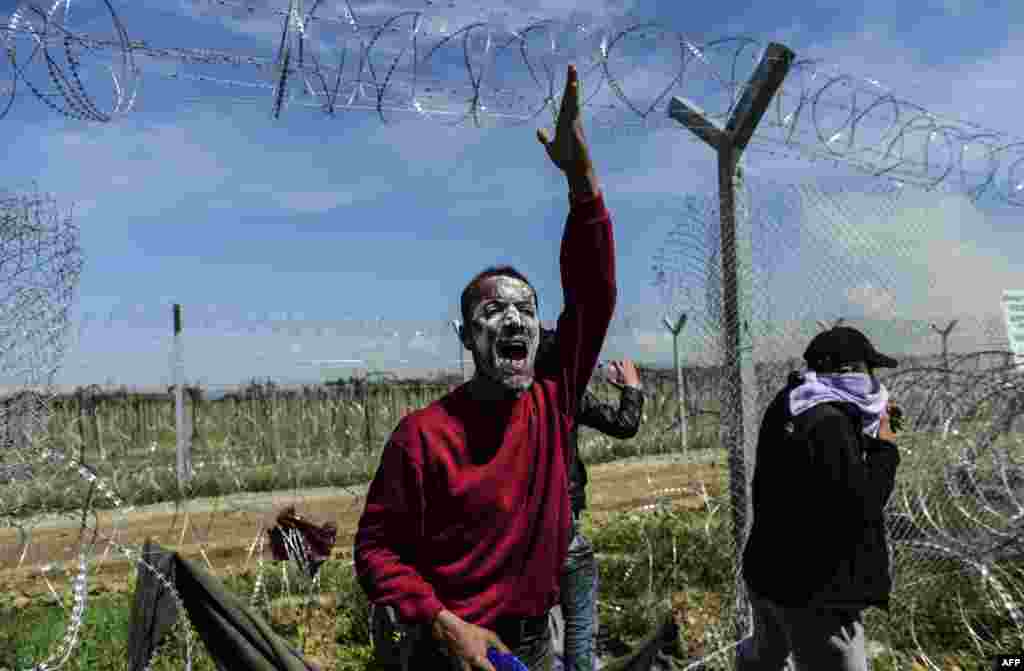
[537,64,617,416]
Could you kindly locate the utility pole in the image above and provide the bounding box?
[662,312,689,452]
[668,42,795,653]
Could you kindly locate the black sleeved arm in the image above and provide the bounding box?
[807,410,901,524]
[862,436,901,511]
[577,387,644,439]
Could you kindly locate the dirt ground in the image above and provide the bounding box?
[0,454,725,599]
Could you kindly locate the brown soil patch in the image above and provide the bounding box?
[0,457,725,598]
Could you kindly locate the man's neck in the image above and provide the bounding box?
[464,375,526,402]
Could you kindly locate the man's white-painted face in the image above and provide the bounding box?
[466,276,539,393]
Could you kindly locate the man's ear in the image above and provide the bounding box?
[457,323,471,351]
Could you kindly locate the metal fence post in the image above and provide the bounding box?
[663,312,689,451]
[668,42,795,654]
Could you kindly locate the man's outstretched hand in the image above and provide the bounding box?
[537,64,599,198]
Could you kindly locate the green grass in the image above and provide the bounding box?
[4,371,1019,670]
[10,375,724,517]
[1,593,136,671]
[2,480,1009,671]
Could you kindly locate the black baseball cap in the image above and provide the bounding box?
[803,326,899,370]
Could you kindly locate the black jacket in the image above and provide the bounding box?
[569,387,644,514]
[742,374,901,611]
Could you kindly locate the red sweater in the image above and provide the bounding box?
[353,192,616,629]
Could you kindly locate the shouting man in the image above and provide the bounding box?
[355,64,616,671]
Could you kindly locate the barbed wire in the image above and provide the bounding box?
[651,173,1023,666]
[3,1,1024,205]
[0,186,87,671]
[883,359,1024,666]
[2,0,138,122]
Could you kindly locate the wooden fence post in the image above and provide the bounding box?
[173,303,191,494]
[76,387,88,464]
[89,387,102,462]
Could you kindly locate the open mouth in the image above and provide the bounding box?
[495,339,529,371]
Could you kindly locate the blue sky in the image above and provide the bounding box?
[1,0,1022,391]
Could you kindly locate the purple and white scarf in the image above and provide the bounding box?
[788,371,889,438]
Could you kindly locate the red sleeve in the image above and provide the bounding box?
[555,190,617,418]
[353,420,445,626]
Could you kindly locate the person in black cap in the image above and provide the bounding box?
[738,326,903,671]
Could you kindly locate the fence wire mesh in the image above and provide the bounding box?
[2,4,1022,667]
[0,186,85,671]
[652,172,1022,668]
[0,186,82,517]
[5,179,1020,671]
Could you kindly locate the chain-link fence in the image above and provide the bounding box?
[0,186,82,519]
[3,178,1019,670]
[0,186,84,671]
[652,171,1020,668]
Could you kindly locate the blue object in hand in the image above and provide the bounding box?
[487,647,529,671]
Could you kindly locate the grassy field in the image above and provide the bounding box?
[8,368,729,516]
[7,354,993,517]
[2,362,1021,670]
[1,486,1013,671]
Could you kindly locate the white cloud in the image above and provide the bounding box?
[70,199,99,218]
[407,331,441,357]
[36,120,232,219]
[846,283,897,318]
[792,20,1024,139]
[271,190,354,213]
[631,327,667,352]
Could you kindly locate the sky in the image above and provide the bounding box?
[0,0,1022,392]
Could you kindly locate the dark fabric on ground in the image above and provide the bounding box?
[599,614,686,671]
[129,539,686,671]
[127,539,320,671]
[127,539,178,671]
[175,551,320,671]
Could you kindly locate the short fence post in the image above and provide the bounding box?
[663,313,689,451]
[173,303,191,495]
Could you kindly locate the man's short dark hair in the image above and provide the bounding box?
[460,265,538,328]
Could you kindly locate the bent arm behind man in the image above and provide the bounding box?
[577,386,643,439]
